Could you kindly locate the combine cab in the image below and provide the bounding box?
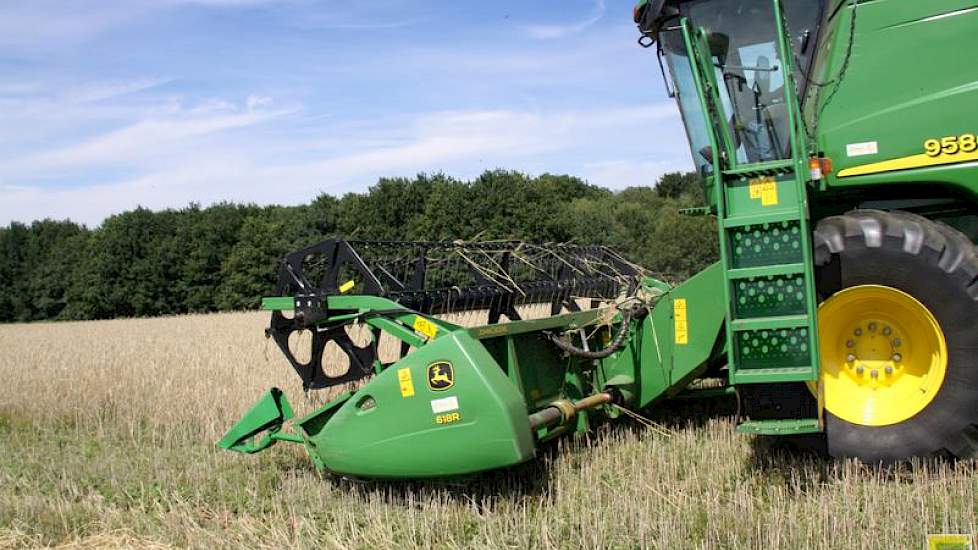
[222,0,978,476]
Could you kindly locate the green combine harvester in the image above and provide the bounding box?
[220,0,978,477]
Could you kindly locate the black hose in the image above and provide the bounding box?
[548,308,638,360]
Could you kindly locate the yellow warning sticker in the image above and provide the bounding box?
[338,280,356,293]
[413,316,439,339]
[397,368,415,398]
[749,180,763,199]
[748,177,779,207]
[674,298,688,345]
[927,534,973,550]
[761,181,778,206]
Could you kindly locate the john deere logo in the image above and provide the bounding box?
[427,361,454,391]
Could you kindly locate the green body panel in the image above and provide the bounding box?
[261,296,294,310]
[812,1,978,200]
[222,271,735,477]
[298,332,535,479]
[604,262,727,408]
[217,388,297,453]
[736,418,820,435]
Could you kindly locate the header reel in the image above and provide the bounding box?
[267,239,647,390]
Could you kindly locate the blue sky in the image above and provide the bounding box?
[0,0,692,226]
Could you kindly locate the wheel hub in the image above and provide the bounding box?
[816,285,947,426]
[841,319,905,388]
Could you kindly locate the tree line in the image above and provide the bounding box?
[0,170,716,322]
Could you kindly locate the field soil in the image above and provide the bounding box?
[1,311,976,548]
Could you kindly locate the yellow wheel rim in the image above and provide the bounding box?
[816,285,948,426]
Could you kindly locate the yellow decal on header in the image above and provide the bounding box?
[926,534,973,550]
[413,316,439,339]
[397,368,415,398]
[674,298,688,345]
[338,280,356,293]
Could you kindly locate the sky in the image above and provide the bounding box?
[0,0,693,227]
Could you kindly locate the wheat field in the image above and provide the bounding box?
[1,311,976,549]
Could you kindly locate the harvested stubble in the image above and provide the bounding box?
[1,311,976,549]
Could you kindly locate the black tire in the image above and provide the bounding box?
[813,209,978,462]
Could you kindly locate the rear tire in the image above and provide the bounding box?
[813,209,978,462]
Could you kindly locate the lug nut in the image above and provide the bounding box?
[846,354,856,362]
[846,340,855,348]
[882,327,892,336]
[871,369,879,379]
[893,338,902,347]
[856,365,865,375]
[892,353,902,362]
[885,366,893,375]
[854,328,863,336]
[868,322,877,332]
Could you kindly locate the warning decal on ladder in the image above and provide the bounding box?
[749,176,779,207]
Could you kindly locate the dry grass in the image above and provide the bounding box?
[1,311,976,549]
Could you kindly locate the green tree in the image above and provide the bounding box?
[175,203,262,312]
[73,208,183,319]
[26,220,91,320]
[217,207,317,310]
[655,171,704,203]
[0,169,715,322]
[0,223,31,322]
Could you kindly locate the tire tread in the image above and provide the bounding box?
[813,209,978,461]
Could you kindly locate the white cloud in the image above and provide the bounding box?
[0,0,694,227]
[524,0,606,39]
[0,2,148,48]
[0,0,284,48]
[62,78,173,105]
[171,0,282,5]
[0,82,46,95]
[2,98,297,180]
[0,102,690,226]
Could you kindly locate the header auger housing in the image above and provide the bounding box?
[223,0,978,476]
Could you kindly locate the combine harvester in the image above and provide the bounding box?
[221,0,978,476]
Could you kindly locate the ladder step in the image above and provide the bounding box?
[722,159,794,177]
[722,210,801,228]
[736,418,821,435]
[730,366,816,384]
[731,315,810,331]
[727,264,806,279]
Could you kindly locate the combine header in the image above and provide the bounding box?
[218,240,697,477]
[222,0,978,476]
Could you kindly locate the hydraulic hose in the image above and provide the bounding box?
[547,303,645,359]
